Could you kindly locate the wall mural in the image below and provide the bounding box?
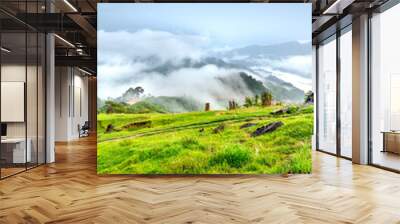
[97,3,313,174]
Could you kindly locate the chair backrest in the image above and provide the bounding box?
[82,121,90,129]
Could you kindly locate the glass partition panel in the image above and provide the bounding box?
[339,28,352,158]
[371,4,400,171]
[38,32,45,165]
[0,1,46,179]
[27,31,38,169]
[1,31,27,177]
[318,36,337,154]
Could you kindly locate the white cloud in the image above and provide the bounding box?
[98,61,149,99]
[135,65,252,109]
[98,29,213,99]
[253,66,311,92]
[99,61,254,108]
[98,29,209,65]
[98,29,312,103]
[255,55,312,77]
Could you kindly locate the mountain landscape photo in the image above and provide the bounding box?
[97,3,313,174]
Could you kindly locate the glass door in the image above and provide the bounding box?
[339,26,352,158]
[317,35,337,154]
[370,3,400,171]
[1,30,28,178]
[0,1,47,179]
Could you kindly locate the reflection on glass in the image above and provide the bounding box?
[27,31,38,169]
[0,1,47,179]
[371,3,400,171]
[318,37,337,154]
[340,29,352,158]
[1,32,27,177]
[38,33,46,165]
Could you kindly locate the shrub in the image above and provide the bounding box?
[168,151,208,174]
[286,105,299,114]
[244,97,253,108]
[261,91,272,107]
[209,145,252,168]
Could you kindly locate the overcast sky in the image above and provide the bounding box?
[97,3,312,100]
[98,3,311,48]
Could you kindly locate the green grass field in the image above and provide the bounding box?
[97,105,313,174]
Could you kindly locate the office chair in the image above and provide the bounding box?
[79,121,90,138]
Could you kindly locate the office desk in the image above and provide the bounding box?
[1,138,31,163]
[382,131,400,154]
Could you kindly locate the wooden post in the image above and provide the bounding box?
[228,100,237,110]
[205,102,210,111]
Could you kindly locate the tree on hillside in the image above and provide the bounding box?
[229,100,239,110]
[244,97,253,108]
[261,91,272,107]
[100,100,128,114]
[254,95,259,106]
[304,91,314,104]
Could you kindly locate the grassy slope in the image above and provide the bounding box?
[97,105,313,174]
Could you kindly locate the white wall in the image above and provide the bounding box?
[1,63,46,164]
[55,67,89,141]
[1,65,39,138]
[1,65,26,138]
[55,66,70,141]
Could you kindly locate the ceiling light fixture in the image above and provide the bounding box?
[1,47,11,53]
[63,0,78,12]
[78,67,92,76]
[54,34,75,48]
[323,0,354,15]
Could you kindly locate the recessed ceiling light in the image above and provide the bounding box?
[54,34,75,48]
[1,47,11,53]
[63,0,78,12]
[78,67,92,76]
[322,0,354,15]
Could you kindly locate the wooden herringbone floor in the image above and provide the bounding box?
[1,136,400,224]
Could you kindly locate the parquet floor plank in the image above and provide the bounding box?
[1,136,400,223]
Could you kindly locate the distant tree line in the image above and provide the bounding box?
[243,91,273,108]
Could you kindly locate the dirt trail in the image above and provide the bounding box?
[98,115,271,143]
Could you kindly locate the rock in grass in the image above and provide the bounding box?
[105,124,114,133]
[271,108,289,115]
[271,106,299,115]
[213,124,225,134]
[240,123,257,129]
[122,120,151,129]
[251,121,283,137]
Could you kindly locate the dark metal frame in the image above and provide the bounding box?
[0,22,2,179]
[315,0,400,172]
[367,10,373,166]
[315,21,353,161]
[336,24,341,157]
[367,0,400,172]
[0,0,48,180]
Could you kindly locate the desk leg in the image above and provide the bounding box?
[382,133,386,153]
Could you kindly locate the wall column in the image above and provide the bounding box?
[352,14,369,164]
[88,77,97,133]
[46,33,55,163]
[312,45,317,151]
